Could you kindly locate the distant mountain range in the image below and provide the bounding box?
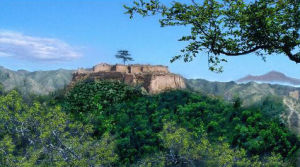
[186,78,300,134]
[2,65,300,134]
[186,78,299,105]
[237,71,300,86]
[0,65,299,102]
[1,66,300,132]
[0,66,74,95]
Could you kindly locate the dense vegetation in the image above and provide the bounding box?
[62,80,299,166]
[0,80,298,166]
[0,90,118,166]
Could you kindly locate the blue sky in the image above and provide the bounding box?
[0,0,299,81]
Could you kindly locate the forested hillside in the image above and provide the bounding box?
[0,66,73,95]
[0,80,299,166]
[1,64,299,106]
[186,79,299,106]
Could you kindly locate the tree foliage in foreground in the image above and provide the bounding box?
[0,81,296,166]
[64,81,141,129]
[0,91,118,167]
[64,81,299,166]
[124,0,300,72]
[135,122,288,167]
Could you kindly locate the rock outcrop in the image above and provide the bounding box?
[283,97,300,134]
[71,63,186,94]
[289,90,299,100]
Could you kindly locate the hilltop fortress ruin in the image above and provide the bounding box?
[71,63,186,94]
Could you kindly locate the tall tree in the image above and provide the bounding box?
[124,0,300,72]
[115,50,134,65]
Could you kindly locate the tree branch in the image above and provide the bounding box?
[213,45,269,56]
[283,47,300,63]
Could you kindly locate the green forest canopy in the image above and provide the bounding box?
[0,81,298,166]
[62,80,299,166]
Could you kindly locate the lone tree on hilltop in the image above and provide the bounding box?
[115,50,134,65]
[124,0,300,72]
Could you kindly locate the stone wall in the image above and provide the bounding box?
[91,63,169,74]
[142,65,169,73]
[93,63,111,72]
[130,65,143,74]
[115,65,129,73]
[71,63,185,94]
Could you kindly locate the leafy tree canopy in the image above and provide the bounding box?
[135,122,289,167]
[124,0,300,72]
[64,81,299,165]
[0,90,118,166]
[115,50,134,65]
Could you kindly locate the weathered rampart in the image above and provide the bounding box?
[92,63,169,74]
[71,63,186,94]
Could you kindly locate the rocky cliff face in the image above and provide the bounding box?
[283,97,300,134]
[71,63,186,94]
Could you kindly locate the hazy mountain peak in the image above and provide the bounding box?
[237,71,300,86]
[267,70,286,77]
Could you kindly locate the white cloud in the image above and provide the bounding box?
[0,31,82,61]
